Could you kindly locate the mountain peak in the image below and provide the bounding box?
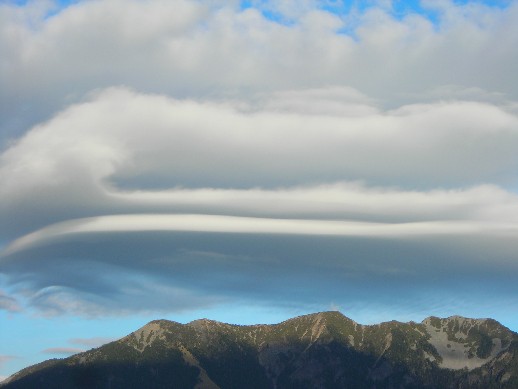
[421,315,514,370]
[3,312,517,389]
[280,310,354,325]
[187,318,220,326]
[187,318,237,331]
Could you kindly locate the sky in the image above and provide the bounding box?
[1,0,518,380]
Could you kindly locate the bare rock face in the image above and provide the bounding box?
[422,316,513,370]
[2,311,518,389]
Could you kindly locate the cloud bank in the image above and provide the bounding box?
[0,0,518,322]
[1,87,518,317]
[1,0,518,143]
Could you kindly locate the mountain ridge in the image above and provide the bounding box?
[3,311,518,388]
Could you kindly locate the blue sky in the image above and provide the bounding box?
[1,0,518,380]
[241,0,513,24]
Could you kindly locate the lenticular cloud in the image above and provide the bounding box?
[1,86,518,316]
[1,0,518,319]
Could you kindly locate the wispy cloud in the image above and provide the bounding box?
[69,337,117,348]
[0,355,18,380]
[41,347,84,356]
[0,290,21,312]
[0,356,16,368]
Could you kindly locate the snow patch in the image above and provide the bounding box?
[423,320,507,370]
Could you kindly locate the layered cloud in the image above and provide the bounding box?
[2,88,518,238]
[69,337,117,348]
[0,0,518,321]
[1,86,518,317]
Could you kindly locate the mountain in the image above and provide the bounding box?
[2,311,518,389]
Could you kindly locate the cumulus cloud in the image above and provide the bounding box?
[1,0,518,144]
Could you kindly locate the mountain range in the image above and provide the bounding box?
[2,311,518,388]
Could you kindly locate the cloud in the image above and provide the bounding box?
[0,290,21,312]
[2,227,518,317]
[0,0,518,321]
[69,337,117,348]
[38,337,116,359]
[1,88,518,235]
[1,0,518,144]
[0,356,16,368]
[0,355,17,381]
[4,214,518,257]
[2,194,518,317]
[0,86,518,317]
[41,347,84,356]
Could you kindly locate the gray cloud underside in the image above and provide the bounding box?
[3,230,518,317]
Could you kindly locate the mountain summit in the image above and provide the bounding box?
[3,312,517,388]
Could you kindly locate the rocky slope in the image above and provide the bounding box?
[2,311,517,388]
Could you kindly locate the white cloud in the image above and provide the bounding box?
[5,213,518,257]
[1,88,517,234]
[1,0,518,145]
